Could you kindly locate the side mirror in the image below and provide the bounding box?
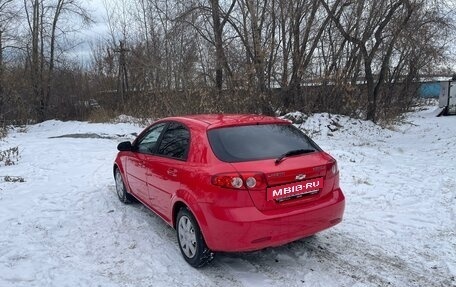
[117,141,133,151]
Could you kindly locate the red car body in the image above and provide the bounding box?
[114,114,344,258]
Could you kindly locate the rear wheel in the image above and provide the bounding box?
[176,207,214,267]
[114,168,135,203]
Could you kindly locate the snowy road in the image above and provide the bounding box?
[0,106,455,286]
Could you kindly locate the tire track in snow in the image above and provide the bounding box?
[207,230,454,287]
[303,232,453,287]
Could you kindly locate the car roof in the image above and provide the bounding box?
[165,114,289,130]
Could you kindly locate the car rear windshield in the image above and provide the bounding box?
[207,124,320,162]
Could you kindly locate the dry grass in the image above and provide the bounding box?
[0,126,7,139]
[87,108,117,123]
[3,176,25,183]
[0,146,20,166]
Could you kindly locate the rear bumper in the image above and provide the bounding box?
[200,188,345,252]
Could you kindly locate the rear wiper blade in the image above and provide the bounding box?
[275,149,315,165]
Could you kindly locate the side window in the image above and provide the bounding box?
[156,123,190,160]
[137,123,167,154]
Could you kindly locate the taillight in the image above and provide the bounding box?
[212,174,243,189]
[327,160,339,176]
[212,172,266,190]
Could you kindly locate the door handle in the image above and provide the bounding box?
[167,168,178,177]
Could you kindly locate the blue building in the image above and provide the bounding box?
[418,82,441,98]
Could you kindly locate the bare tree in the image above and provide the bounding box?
[23,0,91,121]
[0,0,21,123]
[320,0,414,122]
[0,0,15,88]
[86,0,454,120]
[280,0,337,109]
[209,0,235,92]
[45,0,90,119]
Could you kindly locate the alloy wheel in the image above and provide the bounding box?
[178,215,197,258]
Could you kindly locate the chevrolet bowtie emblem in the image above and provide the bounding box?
[295,174,306,180]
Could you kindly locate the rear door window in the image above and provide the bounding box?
[208,124,319,162]
[156,122,190,160]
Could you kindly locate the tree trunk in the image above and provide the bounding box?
[31,0,41,120]
[364,59,376,122]
[45,0,65,122]
[210,0,223,92]
[0,29,3,97]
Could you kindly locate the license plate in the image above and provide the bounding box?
[267,177,324,201]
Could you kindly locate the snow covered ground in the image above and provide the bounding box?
[0,105,454,287]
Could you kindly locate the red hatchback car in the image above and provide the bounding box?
[114,114,345,267]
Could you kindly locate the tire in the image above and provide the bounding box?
[176,207,214,268]
[114,168,135,203]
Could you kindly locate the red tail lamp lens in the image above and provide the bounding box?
[212,173,244,189]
